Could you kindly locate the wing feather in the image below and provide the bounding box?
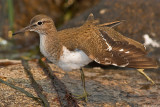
[99,30,158,69]
[59,13,158,69]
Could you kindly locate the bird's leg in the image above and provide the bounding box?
[74,68,88,102]
[137,69,155,85]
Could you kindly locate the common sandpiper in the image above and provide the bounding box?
[13,13,158,101]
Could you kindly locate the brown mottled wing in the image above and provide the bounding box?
[102,27,146,53]
[99,30,158,69]
[79,14,128,65]
[76,28,113,65]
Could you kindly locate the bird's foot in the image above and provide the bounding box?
[74,91,89,102]
[137,69,155,85]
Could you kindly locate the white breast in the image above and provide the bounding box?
[39,34,92,71]
[39,34,56,63]
[58,46,92,71]
[40,34,47,57]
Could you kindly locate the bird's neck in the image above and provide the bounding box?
[39,28,62,62]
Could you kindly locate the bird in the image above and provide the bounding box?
[13,13,158,101]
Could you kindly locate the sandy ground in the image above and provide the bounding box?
[0,60,159,107]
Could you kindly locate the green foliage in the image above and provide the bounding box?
[7,0,14,31]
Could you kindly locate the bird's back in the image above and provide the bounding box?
[57,14,158,69]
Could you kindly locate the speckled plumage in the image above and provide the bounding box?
[13,13,158,71]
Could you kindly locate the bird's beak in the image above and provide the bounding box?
[12,25,32,36]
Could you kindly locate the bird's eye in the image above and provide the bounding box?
[37,21,43,25]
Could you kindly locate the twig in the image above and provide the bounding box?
[22,59,50,107]
[0,78,41,103]
[0,59,21,66]
[38,59,79,107]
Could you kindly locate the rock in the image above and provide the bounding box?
[0,60,160,106]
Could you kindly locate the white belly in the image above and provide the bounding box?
[39,35,92,71]
[58,46,92,71]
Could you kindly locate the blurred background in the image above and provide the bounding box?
[0,0,160,64]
